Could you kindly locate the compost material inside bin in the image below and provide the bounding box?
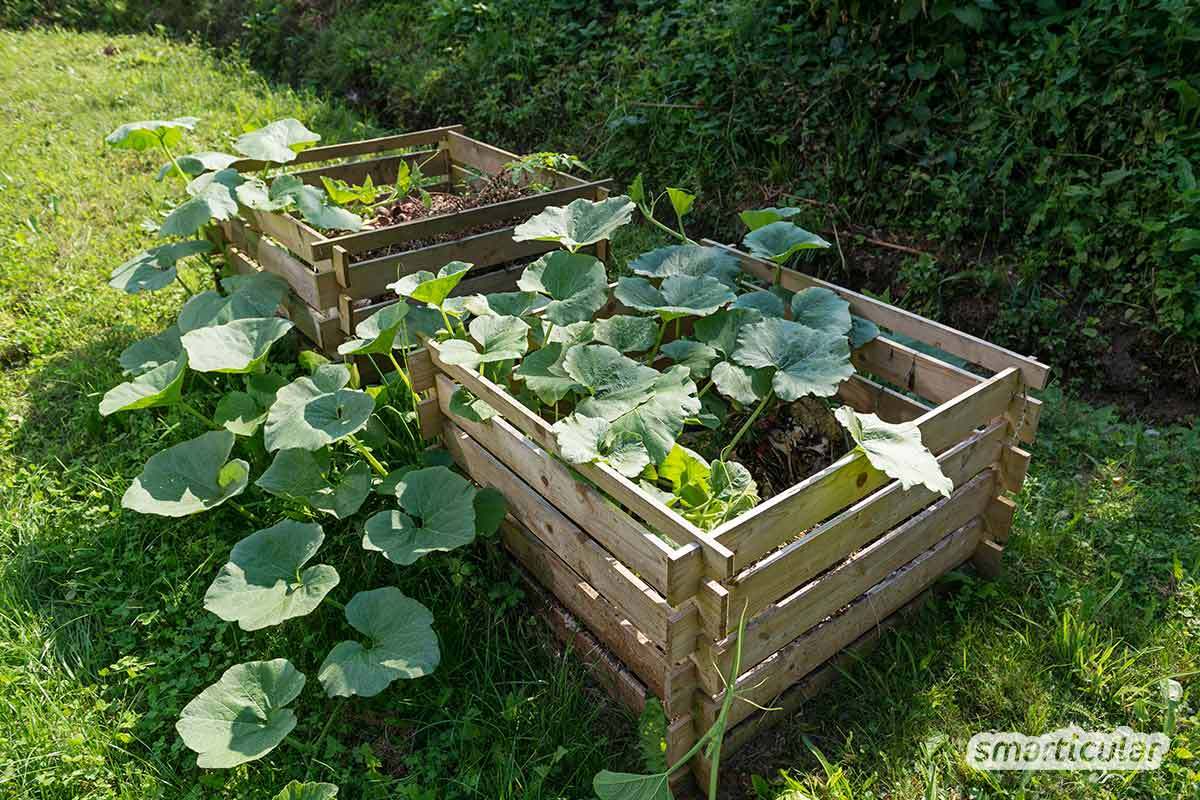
[679,396,850,501]
[358,177,538,260]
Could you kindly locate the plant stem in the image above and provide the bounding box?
[542,322,554,343]
[305,697,347,781]
[346,434,389,477]
[178,400,218,429]
[173,273,195,297]
[722,393,771,460]
[645,318,669,365]
[638,201,698,246]
[697,379,714,399]
[158,141,187,183]
[228,500,260,525]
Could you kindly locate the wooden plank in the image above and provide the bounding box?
[853,335,980,404]
[228,124,465,172]
[427,351,735,583]
[446,130,588,188]
[730,420,1007,622]
[240,206,321,261]
[1000,445,1031,493]
[712,368,1020,565]
[513,551,651,714]
[443,422,674,648]
[704,240,1051,390]
[499,519,668,698]
[837,373,929,422]
[224,245,341,350]
[322,180,614,258]
[985,495,1017,544]
[703,518,984,730]
[972,539,1005,578]
[417,396,441,441]
[697,470,997,694]
[406,346,436,393]
[219,217,337,310]
[715,592,929,760]
[435,375,683,602]
[341,227,559,301]
[288,149,446,190]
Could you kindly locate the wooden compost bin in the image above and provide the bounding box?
[411,244,1048,789]
[215,124,612,353]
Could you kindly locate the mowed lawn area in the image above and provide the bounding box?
[0,27,1198,800]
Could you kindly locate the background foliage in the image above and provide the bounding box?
[4,0,1199,417]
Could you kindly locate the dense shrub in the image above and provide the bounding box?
[5,0,1199,409]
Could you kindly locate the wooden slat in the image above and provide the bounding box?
[323,180,613,259]
[341,227,559,301]
[713,368,1020,565]
[240,206,322,261]
[714,592,929,761]
[434,375,687,603]
[228,124,465,172]
[730,420,1007,622]
[696,470,997,694]
[446,130,588,188]
[219,217,337,309]
[417,396,441,440]
[499,519,668,698]
[851,337,1042,445]
[443,422,674,647]
[838,373,929,422]
[704,240,1051,390]
[288,149,447,190]
[972,539,1005,578]
[223,246,341,350]
[985,495,1017,544]
[427,349,735,584]
[703,518,984,730]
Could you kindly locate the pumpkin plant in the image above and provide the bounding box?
[101,117,507,799]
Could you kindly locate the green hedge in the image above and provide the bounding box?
[6,0,1200,402]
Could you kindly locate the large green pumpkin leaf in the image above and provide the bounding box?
[739,206,802,231]
[100,356,187,416]
[337,303,410,356]
[176,658,305,768]
[158,195,217,239]
[593,770,671,800]
[462,291,547,318]
[791,287,852,337]
[264,364,374,452]
[834,406,953,497]
[733,318,855,401]
[177,272,289,333]
[214,390,268,436]
[318,587,440,698]
[473,487,507,537]
[552,414,650,477]
[743,220,831,263]
[593,315,658,354]
[517,251,608,325]
[448,386,497,422]
[233,119,321,163]
[732,290,785,318]
[156,151,239,182]
[181,317,293,373]
[361,466,477,565]
[203,520,339,631]
[659,340,718,380]
[119,325,183,375]
[256,449,372,518]
[388,261,472,309]
[564,345,699,464]
[709,360,772,405]
[272,782,338,800]
[437,315,530,368]
[158,170,242,238]
[628,244,741,287]
[105,116,199,151]
[614,275,735,322]
[513,342,579,406]
[849,315,880,349]
[122,430,249,517]
[109,240,212,293]
[512,195,634,252]
[693,308,765,358]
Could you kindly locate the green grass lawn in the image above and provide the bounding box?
[0,27,1197,800]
